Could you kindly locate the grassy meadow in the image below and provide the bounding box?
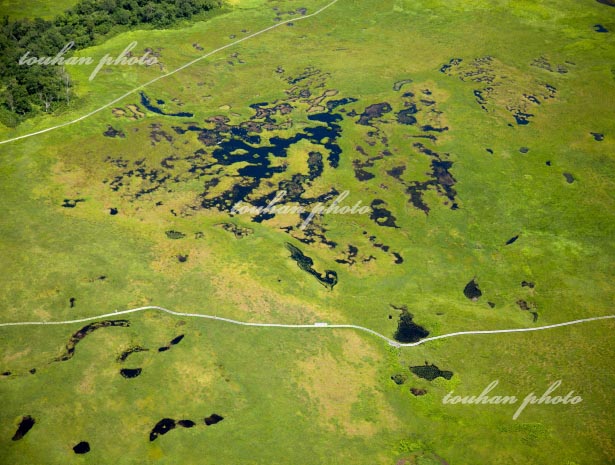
[0,0,614,463]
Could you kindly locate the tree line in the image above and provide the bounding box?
[0,0,222,126]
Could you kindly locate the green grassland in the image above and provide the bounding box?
[0,0,79,19]
[1,0,614,464]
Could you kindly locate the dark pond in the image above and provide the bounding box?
[326,97,358,111]
[394,309,429,343]
[517,299,530,310]
[410,362,453,381]
[12,416,35,441]
[286,243,337,289]
[120,368,142,379]
[150,418,176,441]
[353,166,375,181]
[103,125,125,138]
[403,143,459,214]
[591,132,605,141]
[139,92,194,117]
[204,414,224,426]
[387,165,406,179]
[335,244,358,266]
[463,279,482,301]
[370,199,399,228]
[421,124,448,133]
[307,151,324,180]
[513,111,533,125]
[62,198,85,208]
[73,441,90,454]
[357,102,392,125]
[56,320,130,362]
[166,230,186,239]
[505,235,519,245]
[117,346,148,362]
[397,107,418,125]
[307,112,342,124]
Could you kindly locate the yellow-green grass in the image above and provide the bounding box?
[1,0,614,463]
[0,0,79,19]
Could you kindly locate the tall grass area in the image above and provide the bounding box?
[0,0,614,463]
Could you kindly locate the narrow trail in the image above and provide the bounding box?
[1,305,613,348]
[0,0,341,146]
